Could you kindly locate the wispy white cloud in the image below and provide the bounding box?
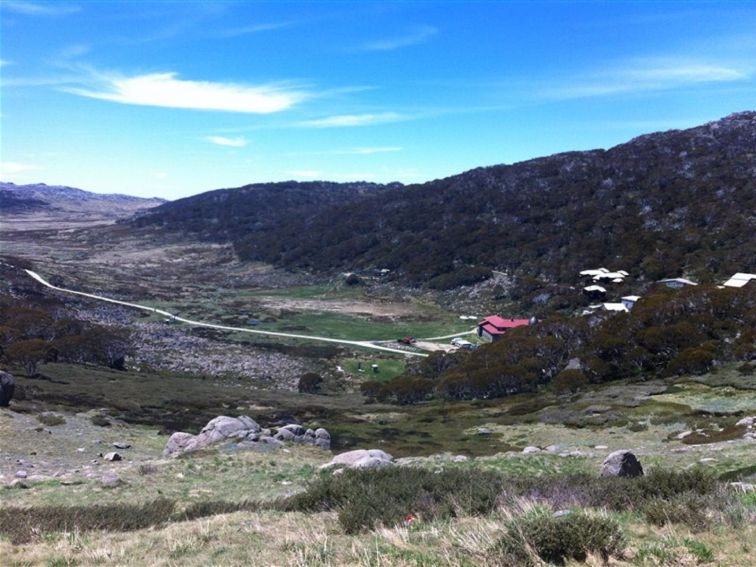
[299,112,404,128]
[0,59,11,67]
[1,1,79,16]
[544,58,750,100]
[361,25,438,51]
[0,161,41,175]
[64,72,308,114]
[206,135,248,147]
[216,21,294,38]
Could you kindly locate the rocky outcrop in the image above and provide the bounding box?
[600,450,644,477]
[164,415,330,457]
[320,449,394,471]
[0,371,15,407]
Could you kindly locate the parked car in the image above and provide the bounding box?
[397,336,417,345]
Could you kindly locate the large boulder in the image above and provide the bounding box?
[164,432,195,456]
[320,449,394,470]
[0,371,15,407]
[600,450,644,477]
[163,415,328,456]
[163,416,260,457]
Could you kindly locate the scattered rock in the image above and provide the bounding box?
[15,470,28,479]
[477,427,492,436]
[735,416,755,428]
[600,450,644,477]
[113,442,131,450]
[103,452,122,462]
[0,370,15,407]
[522,446,541,454]
[100,474,124,488]
[594,445,608,450]
[544,445,564,453]
[321,449,394,471]
[676,431,692,440]
[453,455,469,463]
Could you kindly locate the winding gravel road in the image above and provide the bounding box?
[25,270,429,357]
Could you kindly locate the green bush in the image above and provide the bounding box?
[279,467,504,533]
[489,507,625,566]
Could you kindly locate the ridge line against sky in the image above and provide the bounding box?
[1,0,755,199]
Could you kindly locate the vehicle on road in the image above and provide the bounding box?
[451,337,477,350]
[398,336,417,345]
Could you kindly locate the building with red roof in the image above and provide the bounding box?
[477,315,531,342]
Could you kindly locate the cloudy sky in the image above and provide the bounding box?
[2,1,755,199]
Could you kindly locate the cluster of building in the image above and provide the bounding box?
[467,271,754,345]
[580,269,754,316]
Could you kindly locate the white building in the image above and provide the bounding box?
[657,277,698,289]
[722,273,755,288]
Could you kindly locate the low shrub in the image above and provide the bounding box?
[489,507,625,566]
[279,467,504,533]
[499,469,720,512]
[36,413,66,426]
[0,499,176,544]
[90,413,111,427]
[0,499,264,544]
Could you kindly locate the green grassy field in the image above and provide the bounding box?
[340,358,407,381]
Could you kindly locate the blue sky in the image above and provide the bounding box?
[1,1,755,199]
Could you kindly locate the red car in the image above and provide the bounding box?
[397,336,417,345]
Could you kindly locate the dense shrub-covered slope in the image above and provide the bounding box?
[130,180,397,243]
[134,112,755,289]
[366,284,755,404]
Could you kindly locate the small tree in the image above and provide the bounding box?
[5,338,49,376]
[298,372,324,394]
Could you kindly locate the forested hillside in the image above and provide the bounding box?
[134,112,756,290]
[130,181,398,242]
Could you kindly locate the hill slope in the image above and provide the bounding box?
[134,112,756,289]
[131,180,399,242]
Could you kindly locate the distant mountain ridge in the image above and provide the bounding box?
[134,112,756,292]
[1,182,165,227]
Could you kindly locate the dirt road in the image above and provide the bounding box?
[25,270,428,358]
